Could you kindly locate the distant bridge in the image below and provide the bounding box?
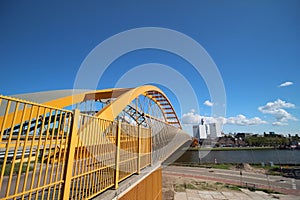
[0,85,191,200]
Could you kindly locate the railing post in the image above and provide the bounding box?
[150,127,152,166]
[137,125,141,174]
[62,109,79,200]
[114,120,121,189]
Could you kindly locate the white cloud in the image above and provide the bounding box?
[190,108,196,113]
[182,110,266,126]
[279,81,293,87]
[258,99,297,125]
[181,111,201,124]
[226,115,267,126]
[272,121,288,126]
[203,100,213,107]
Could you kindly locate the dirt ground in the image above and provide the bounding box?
[162,173,241,200]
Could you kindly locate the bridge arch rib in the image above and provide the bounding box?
[18,85,182,129]
[95,85,182,129]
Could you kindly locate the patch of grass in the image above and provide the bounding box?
[174,181,242,192]
[239,185,282,194]
[225,184,241,191]
[185,183,197,190]
[209,164,231,170]
[170,162,234,170]
[215,182,223,185]
[174,184,185,192]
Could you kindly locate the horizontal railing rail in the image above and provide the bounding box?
[0,95,153,200]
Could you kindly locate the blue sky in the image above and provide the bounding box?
[1,0,299,135]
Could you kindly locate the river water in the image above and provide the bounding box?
[174,149,300,165]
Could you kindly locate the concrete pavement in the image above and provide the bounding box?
[175,189,299,200]
[163,165,300,196]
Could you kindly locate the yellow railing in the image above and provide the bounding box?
[0,95,151,200]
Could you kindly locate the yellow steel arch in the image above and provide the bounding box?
[94,85,181,128]
[0,85,181,130]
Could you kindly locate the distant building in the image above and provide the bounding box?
[208,123,222,138]
[193,119,222,140]
[193,125,200,139]
[193,124,207,139]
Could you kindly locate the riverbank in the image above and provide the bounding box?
[188,146,277,151]
[170,162,300,177]
[173,148,300,165]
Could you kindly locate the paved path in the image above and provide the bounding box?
[163,166,300,196]
[175,189,299,200]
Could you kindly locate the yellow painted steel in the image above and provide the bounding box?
[62,109,79,200]
[114,120,121,189]
[0,95,72,200]
[119,167,162,200]
[0,94,153,199]
[0,85,181,131]
[0,84,182,199]
[95,85,161,120]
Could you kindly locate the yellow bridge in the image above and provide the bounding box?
[0,85,191,200]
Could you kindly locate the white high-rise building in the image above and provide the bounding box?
[193,119,222,140]
[193,124,207,139]
[199,124,207,139]
[193,125,200,139]
[208,122,222,138]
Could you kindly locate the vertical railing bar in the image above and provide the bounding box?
[95,118,102,192]
[137,125,141,174]
[80,115,86,199]
[4,102,20,197]
[79,115,86,198]
[55,111,68,199]
[43,109,58,200]
[114,120,121,189]
[28,106,45,199]
[75,115,81,199]
[0,100,11,142]
[14,104,34,198]
[105,121,110,190]
[7,103,27,198]
[90,116,96,196]
[68,115,76,200]
[150,127,152,166]
[81,116,88,199]
[98,119,105,192]
[97,119,103,192]
[58,112,72,199]
[74,116,82,200]
[62,109,79,200]
[88,116,94,197]
[94,118,101,193]
[86,116,92,197]
[0,100,11,189]
[50,111,63,200]
[83,116,90,198]
[22,105,39,200]
[30,107,48,194]
[94,119,99,193]
[36,108,53,200]
[89,117,96,195]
